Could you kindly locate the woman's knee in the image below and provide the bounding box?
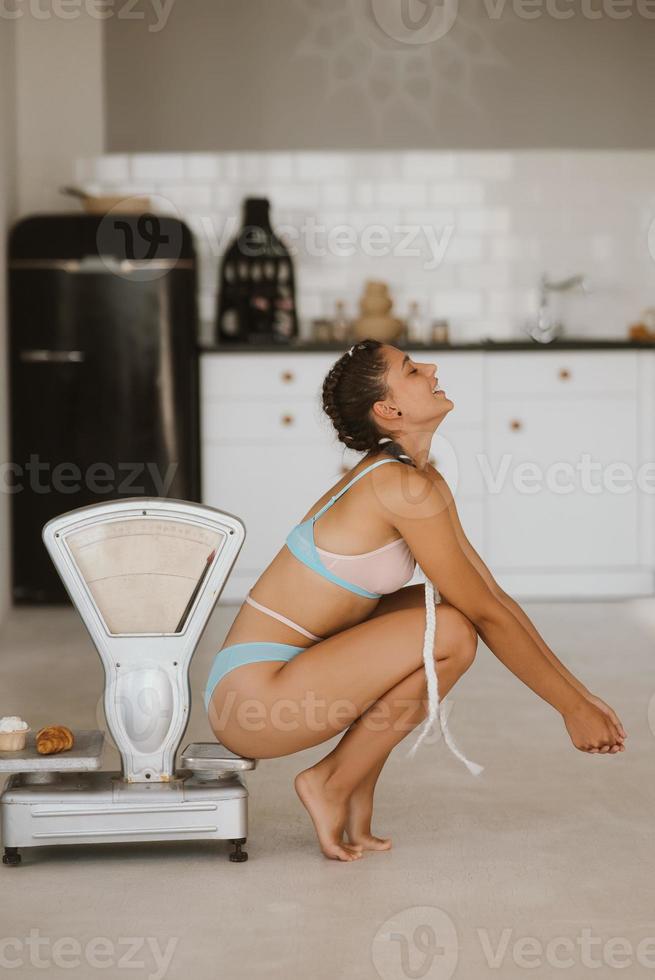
[440,607,478,673]
[391,602,477,673]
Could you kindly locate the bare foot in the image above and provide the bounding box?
[294,768,364,862]
[345,785,392,851]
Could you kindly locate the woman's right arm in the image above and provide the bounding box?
[381,467,624,754]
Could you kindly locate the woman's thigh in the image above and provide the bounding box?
[208,601,473,759]
[366,582,437,618]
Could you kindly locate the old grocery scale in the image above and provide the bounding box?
[0,497,256,865]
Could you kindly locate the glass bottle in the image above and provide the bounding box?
[406,301,425,343]
[216,197,298,344]
[332,300,351,342]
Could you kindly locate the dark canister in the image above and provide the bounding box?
[216,197,298,344]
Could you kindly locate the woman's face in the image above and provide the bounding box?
[372,345,454,429]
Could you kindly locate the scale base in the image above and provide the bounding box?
[0,768,250,862]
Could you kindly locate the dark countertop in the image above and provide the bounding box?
[199,337,655,353]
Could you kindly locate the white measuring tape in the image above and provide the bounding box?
[405,576,484,776]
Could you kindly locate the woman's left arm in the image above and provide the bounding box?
[427,466,627,736]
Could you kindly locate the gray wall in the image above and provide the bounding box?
[15,9,105,213]
[105,0,655,152]
[0,16,16,621]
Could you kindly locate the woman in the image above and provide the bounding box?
[205,339,627,862]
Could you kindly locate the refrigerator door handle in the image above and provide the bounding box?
[20,349,86,364]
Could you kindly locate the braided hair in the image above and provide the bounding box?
[322,339,417,468]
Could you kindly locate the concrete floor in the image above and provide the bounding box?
[0,597,654,980]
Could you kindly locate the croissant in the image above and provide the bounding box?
[35,725,74,755]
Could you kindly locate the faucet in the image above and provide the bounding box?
[525,273,589,343]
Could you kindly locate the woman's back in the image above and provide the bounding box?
[221,454,415,649]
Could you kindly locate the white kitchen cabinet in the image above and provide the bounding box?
[202,352,336,399]
[200,349,655,602]
[484,350,652,597]
[486,350,638,397]
[486,397,639,566]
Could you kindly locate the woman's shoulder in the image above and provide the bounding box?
[373,457,448,518]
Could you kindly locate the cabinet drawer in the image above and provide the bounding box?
[486,351,638,397]
[203,396,334,443]
[201,353,336,400]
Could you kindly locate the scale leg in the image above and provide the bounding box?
[3,847,22,867]
[229,838,248,862]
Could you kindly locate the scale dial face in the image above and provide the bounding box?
[64,518,223,635]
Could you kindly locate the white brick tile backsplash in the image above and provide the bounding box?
[93,155,131,184]
[158,185,213,210]
[458,264,511,290]
[131,154,186,182]
[264,154,294,181]
[403,209,456,228]
[457,208,511,235]
[185,155,220,181]
[213,185,238,211]
[491,236,541,262]
[429,181,485,206]
[270,184,321,210]
[296,153,349,180]
[440,237,485,264]
[104,183,156,199]
[353,182,375,208]
[457,153,514,181]
[377,181,427,208]
[219,154,242,182]
[350,152,398,179]
[321,182,351,209]
[488,288,538,317]
[431,290,484,317]
[73,149,655,341]
[401,152,457,180]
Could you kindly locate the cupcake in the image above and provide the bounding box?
[0,716,31,751]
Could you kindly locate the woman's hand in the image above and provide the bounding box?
[562,699,626,754]
[583,693,627,742]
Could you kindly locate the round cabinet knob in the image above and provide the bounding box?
[280,370,295,383]
[509,419,523,431]
[280,414,295,426]
[428,455,437,466]
[558,367,571,381]
[340,464,349,475]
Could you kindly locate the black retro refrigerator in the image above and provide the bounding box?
[8,213,201,603]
